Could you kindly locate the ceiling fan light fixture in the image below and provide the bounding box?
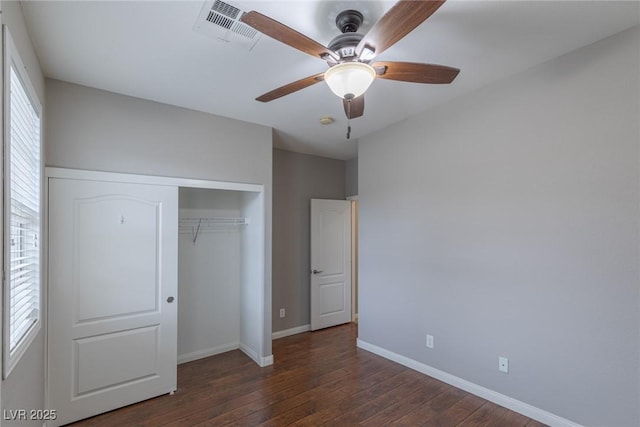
[324,62,376,99]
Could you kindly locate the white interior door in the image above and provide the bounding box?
[48,177,178,426]
[310,199,351,331]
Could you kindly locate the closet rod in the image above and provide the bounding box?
[179,217,248,225]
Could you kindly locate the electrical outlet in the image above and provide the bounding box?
[426,334,434,349]
[279,308,285,318]
[498,356,509,373]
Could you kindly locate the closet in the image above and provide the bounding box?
[47,168,268,426]
[178,187,252,363]
[175,185,265,365]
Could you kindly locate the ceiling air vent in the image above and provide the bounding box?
[194,0,261,51]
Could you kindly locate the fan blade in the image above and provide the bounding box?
[256,73,325,102]
[356,0,446,59]
[373,61,459,84]
[343,96,364,119]
[241,11,338,61]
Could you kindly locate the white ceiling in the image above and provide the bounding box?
[21,0,640,160]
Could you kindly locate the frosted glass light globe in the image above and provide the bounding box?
[324,62,376,99]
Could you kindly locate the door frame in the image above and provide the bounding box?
[44,167,271,423]
[346,196,358,322]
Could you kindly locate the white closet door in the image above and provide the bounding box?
[48,178,178,426]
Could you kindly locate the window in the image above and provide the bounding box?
[2,28,42,378]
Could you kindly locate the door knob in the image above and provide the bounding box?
[167,296,175,303]
[312,269,323,274]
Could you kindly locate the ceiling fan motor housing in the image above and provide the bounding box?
[328,33,365,62]
[335,10,363,33]
[326,10,368,64]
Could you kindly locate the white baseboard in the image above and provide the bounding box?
[261,354,274,366]
[272,324,311,340]
[179,343,273,368]
[177,342,239,364]
[356,339,582,427]
[240,343,274,367]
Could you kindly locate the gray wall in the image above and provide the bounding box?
[45,79,274,358]
[358,26,639,427]
[1,1,46,425]
[45,80,271,185]
[345,157,358,197]
[272,149,345,332]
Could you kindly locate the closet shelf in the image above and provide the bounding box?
[179,217,248,242]
[179,217,248,231]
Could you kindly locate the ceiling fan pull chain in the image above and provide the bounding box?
[346,98,352,139]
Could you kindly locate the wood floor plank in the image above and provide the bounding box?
[485,407,533,427]
[290,368,410,425]
[423,393,488,427]
[194,370,353,426]
[67,323,547,427]
[391,385,468,425]
[526,418,550,427]
[458,401,508,426]
[358,376,450,426]
[159,364,347,426]
[324,370,425,425]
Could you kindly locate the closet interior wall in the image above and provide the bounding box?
[177,187,243,363]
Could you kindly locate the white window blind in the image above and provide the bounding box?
[8,65,41,352]
[3,28,43,378]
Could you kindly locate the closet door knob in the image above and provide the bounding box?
[167,296,175,303]
[312,269,323,275]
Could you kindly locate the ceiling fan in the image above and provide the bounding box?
[240,0,460,127]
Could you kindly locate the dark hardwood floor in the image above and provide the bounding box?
[70,323,547,426]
